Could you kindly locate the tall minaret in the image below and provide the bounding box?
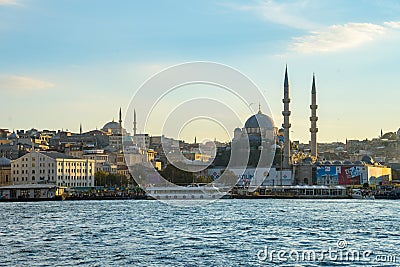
[133,109,137,136]
[282,65,291,169]
[79,123,82,135]
[310,74,318,158]
[119,107,122,134]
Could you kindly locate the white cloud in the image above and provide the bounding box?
[0,0,20,6]
[0,75,55,91]
[222,0,317,30]
[289,23,390,53]
[384,21,400,29]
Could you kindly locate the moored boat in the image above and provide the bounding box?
[145,183,230,200]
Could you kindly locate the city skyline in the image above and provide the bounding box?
[1,0,400,143]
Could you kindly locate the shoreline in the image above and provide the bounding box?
[1,195,400,202]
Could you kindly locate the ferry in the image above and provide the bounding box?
[351,189,375,200]
[145,183,230,200]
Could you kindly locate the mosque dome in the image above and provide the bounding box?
[101,119,126,135]
[9,132,19,139]
[244,113,274,130]
[102,120,120,131]
[0,157,11,166]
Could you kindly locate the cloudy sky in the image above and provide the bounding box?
[1,0,399,143]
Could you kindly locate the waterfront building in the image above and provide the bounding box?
[0,184,65,200]
[11,151,95,188]
[295,158,392,186]
[0,157,11,186]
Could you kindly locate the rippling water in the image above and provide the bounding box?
[1,199,399,266]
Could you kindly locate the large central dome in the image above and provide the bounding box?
[244,113,274,130]
[103,121,120,130]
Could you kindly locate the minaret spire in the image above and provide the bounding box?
[133,109,137,136]
[79,123,82,135]
[282,65,291,169]
[310,73,318,158]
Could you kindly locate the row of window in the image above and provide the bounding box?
[58,176,93,180]
[13,175,94,182]
[17,169,56,174]
[57,162,90,167]
[13,176,55,182]
[57,182,92,187]
[58,169,92,174]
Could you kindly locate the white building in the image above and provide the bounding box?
[82,149,109,173]
[11,151,95,188]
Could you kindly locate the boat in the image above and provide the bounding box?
[351,189,375,200]
[145,183,230,200]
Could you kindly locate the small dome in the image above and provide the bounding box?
[314,161,321,166]
[333,160,342,165]
[9,132,19,139]
[361,155,374,165]
[343,160,352,165]
[323,161,332,165]
[244,113,274,130]
[0,157,11,166]
[353,161,364,165]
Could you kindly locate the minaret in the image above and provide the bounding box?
[119,107,122,135]
[79,123,82,135]
[133,109,137,136]
[282,65,291,169]
[310,73,318,158]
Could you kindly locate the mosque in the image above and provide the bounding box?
[231,65,318,170]
[101,108,127,136]
[222,66,392,187]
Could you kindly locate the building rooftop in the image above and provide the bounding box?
[41,151,79,160]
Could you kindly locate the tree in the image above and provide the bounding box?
[94,170,108,186]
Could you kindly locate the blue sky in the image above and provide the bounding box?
[1,0,400,143]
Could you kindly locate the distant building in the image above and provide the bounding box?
[295,158,392,186]
[0,157,11,186]
[82,149,109,173]
[11,151,95,188]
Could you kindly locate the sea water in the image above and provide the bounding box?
[0,199,399,266]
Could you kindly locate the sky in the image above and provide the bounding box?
[1,0,400,143]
